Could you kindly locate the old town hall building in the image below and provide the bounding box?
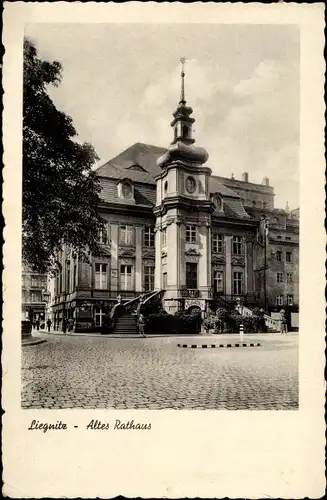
[50,65,299,332]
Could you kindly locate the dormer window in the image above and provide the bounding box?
[126,163,146,172]
[212,194,223,212]
[118,178,134,201]
[122,182,132,199]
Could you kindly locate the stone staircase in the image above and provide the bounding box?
[113,313,138,335]
[237,304,280,333]
[111,290,163,336]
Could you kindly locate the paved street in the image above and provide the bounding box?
[22,333,298,410]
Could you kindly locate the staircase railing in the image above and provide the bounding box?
[235,304,281,331]
[142,289,163,307]
[214,295,234,312]
[125,291,154,314]
[109,291,154,331]
[263,314,281,331]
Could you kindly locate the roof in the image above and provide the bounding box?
[209,176,240,199]
[222,198,250,219]
[96,143,166,181]
[96,142,249,217]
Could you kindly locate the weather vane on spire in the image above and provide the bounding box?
[180,57,186,103]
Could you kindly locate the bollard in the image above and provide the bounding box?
[239,323,244,341]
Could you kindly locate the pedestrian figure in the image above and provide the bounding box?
[68,318,74,332]
[138,313,146,338]
[280,309,287,334]
[46,318,52,333]
[36,319,40,331]
[62,318,67,334]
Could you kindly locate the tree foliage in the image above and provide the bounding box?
[23,39,104,273]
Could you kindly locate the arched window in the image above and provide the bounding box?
[174,127,178,140]
[252,200,256,207]
[263,201,267,208]
[182,125,189,138]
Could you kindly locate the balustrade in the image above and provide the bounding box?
[181,289,200,298]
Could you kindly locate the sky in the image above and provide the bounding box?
[25,23,300,209]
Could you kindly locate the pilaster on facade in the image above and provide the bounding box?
[225,236,232,296]
[110,224,119,292]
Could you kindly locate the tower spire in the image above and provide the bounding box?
[180,57,186,104]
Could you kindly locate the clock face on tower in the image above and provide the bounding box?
[186,176,196,194]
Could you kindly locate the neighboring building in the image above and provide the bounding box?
[21,265,50,324]
[248,206,299,311]
[50,68,299,332]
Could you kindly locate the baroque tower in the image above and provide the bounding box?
[154,58,214,313]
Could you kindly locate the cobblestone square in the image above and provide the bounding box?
[21,333,298,410]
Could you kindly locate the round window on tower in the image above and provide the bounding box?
[186,176,196,194]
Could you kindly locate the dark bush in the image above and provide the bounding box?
[145,311,176,335]
[174,311,200,334]
[145,310,200,335]
[252,307,264,317]
[140,297,163,317]
[215,307,229,321]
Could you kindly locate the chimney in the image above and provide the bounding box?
[242,172,249,182]
[263,176,270,186]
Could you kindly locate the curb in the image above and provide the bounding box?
[22,339,47,347]
[177,343,261,349]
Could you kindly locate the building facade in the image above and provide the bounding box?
[21,265,50,324]
[50,70,299,332]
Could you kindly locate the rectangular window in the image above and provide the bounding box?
[233,271,243,295]
[120,225,133,245]
[277,272,283,283]
[286,273,293,284]
[98,225,108,244]
[95,263,108,290]
[31,277,38,287]
[143,266,155,291]
[31,292,40,303]
[186,225,197,243]
[276,250,282,262]
[144,227,155,247]
[120,265,133,291]
[213,234,224,253]
[66,267,70,293]
[162,272,167,289]
[276,295,284,306]
[232,236,243,255]
[73,263,77,290]
[213,270,224,293]
[286,251,292,263]
[162,228,167,246]
[186,262,198,289]
[94,307,104,327]
[287,295,293,306]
